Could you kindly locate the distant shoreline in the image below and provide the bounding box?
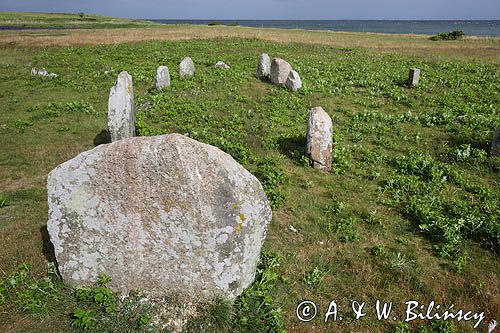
[150,19,500,37]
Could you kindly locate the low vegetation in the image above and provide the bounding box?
[429,30,465,41]
[0,17,498,332]
[0,12,159,29]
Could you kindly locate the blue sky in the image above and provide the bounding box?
[0,0,499,20]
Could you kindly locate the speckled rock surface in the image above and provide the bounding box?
[408,68,420,86]
[270,58,292,85]
[47,134,271,300]
[256,53,271,79]
[156,66,171,90]
[108,71,135,142]
[215,61,230,69]
[286,70,302,91]
[306,107,333,172]
[491,126,500,156]
[179,57,195,78]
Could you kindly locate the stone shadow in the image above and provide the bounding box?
[277,134,307,165]
[93,129,111,147]
[40,225,57,265]
[393,77,410,88]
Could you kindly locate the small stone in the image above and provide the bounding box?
[306,107,333,172]
[47,134,271,301]
[286,70,302,91]
[256,53,271,78]
[156,66,171,90]
[108,71,135,142]
[31,67,57,77]
[215,61,230,69]
[408,68,420,87]
[179,57,195,78]
[270,58,292,85]
[491,126,500,156]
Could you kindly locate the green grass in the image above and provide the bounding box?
[0,12,160,29]
[0,32,499,333]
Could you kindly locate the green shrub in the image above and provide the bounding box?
[254,157,288,210]
[233,251,285,333]
[430,30,465,41]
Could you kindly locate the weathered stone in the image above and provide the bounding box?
[286,70,302,91]
[156,66,171,90]
[47,134,271,301]
[306,107,333,172]
[256,53,271,78]
[108,71,135,142]
[491,126,500,156]
[270,58,292,85]
[215,61,230,69]
[408,68,420,86]
[179,57,195,78]
[31,67,57,77]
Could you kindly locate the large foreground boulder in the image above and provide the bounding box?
[108,71,135,142]
[47,134,271,300]
[306,107,333,172]
[270,58,292,85]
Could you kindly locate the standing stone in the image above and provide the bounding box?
[286,70,302,91]
[156,66,171,90]
[408,68,421,87]
[306,107,333,172]
[270,58,292,85]
[256,53,271,79]
[215,61,230,69]
[108,71,135,142]
[179,57,195,78]
[47,134,272,301]
[491,126,500,156]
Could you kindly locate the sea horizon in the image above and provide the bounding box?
[149,19,500,36]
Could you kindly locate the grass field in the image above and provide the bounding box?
[0,12,159,29]
[0,13,499,333]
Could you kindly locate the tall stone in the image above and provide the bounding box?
[286,70,302,91]
[408,68,420,87]
[491,126,500,156]
[256,53,271,79]
[306,107,333,172]
[179,57,195,78]
[156,66,171,90]
[108,71,135,142]
[270,58,292,85]
[47,134,272,301]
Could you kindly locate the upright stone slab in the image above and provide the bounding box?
[156,66,171,90]
[306,107,333,172]
[256,53,271,79]
[491,126,500,156]
[270,58,292,85]
[286,70,302,91]
[108,71,135,142]
[179,57,195,78]
[47,134,272,301]
[408,68,421,87]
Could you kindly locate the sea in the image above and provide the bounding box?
[150,20,500,37]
